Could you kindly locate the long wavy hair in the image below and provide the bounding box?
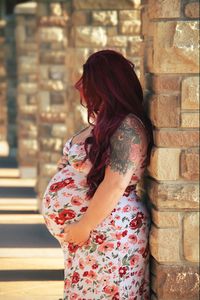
[74,49,154,200]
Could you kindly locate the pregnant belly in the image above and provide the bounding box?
[41,165,90,238]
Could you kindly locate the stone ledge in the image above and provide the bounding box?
[15,2,37,15]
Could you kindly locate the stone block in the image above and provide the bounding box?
[39,137,63,152]
[107,27,118,36]
[183,213,199,262]
[39,16,69,27]
[147,147,180,180]
[150,225,180,262]
[18,83,38,95]
[119,20,141,35]
[181,77,199,109]
[40,163,58,177]
[52,124,67,138]
[19,167,37,179]
[71,11,89,25]
[18,56,37,74]
[73,0,141,10]
[107,36,127,47]
[181,113,199,128]
[154,130,199,147]
[15,25,26,43]
[92,11,117,26]
[15,2,37,15]
[180,149,199,180]
[151,75,181,93]
[65,47,89,69]
[185,2,200,18]
[148,0,180,18]
[153,21,199,73]
[39,27,67,45]
[152,209,180,228]
[40,51,66,64]
[152,260,200,300]
[74,26,107,47]
[18,139,38,158]
[127,36,142,56]
[149,95,180,127]
[39,112,66,123]
[0,141,9,156]
[147,180,199,210]
[119,10,141,20]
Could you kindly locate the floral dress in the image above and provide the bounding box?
[42,115,151,300]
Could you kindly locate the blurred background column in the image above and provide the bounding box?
[141,0,199,299]
[15,2,38,178]
[0,5,8,156]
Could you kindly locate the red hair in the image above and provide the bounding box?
[74,49,154,199]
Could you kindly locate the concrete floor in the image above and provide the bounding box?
[0,157,64,300]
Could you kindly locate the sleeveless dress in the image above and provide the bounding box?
[42,115,151,300]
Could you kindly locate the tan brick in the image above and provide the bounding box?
[153,21,199,73]
[52,124,67,138]
[150,225,180,262]
[148,180,199,210]
[183,213,199,262]
[180,149,199,181]
[151,75,181,93]
[18,83,38,94]
[119,10,141,21]
[127,36,142,56]
[39,27,67,45]
[147,147,180,180]
[18,56,38,74]
[72,0,140,10]
[185,2,200,18]
[149,95,180,127]
[154,130,199,147]
[148,0,180,18]
[119,20,141,35]
[181,77,199,109]
[92,11,117,26]
[74,26,107,47]
[71,11,89,25]
[181,113,199,128]
[152,209,180,228]
[107,36,127,47]
[15,2,37,14]
[152,261,200,300]
[40,163,58,177]
[107,27,118,36]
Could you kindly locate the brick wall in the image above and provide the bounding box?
[15,2,38,177]
[0,18,8,156]
[141,0,199,299]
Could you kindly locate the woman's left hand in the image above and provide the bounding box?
[63,221,92,246]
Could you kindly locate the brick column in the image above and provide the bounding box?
[36,0,74,209]
[141,0,199,299]
[15,2,38,177]
[0,19,8,156]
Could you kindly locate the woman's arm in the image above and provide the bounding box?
[79,114,148,231]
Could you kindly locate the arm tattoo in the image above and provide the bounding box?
[108,116,142,175]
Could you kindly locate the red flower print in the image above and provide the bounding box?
[117,241,121,247]
[128,234,138,244]
[92,263,98,269]
[80,206,88,212]
[112,292,120,300]
[83,271,88,277]
[130,254,140,266]
[137,212,144,219]
[118,266,127,278]
[54,209,76,225]
[95,234,106,244]
[129,216,143,230]
[103,284,118,295]
[72,271,80,284]
[68,242,79,253]
[122,230,128,237]
[49,177,74,192]
[139,280,146,296]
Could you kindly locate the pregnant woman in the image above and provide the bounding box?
[42,49,154,300]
